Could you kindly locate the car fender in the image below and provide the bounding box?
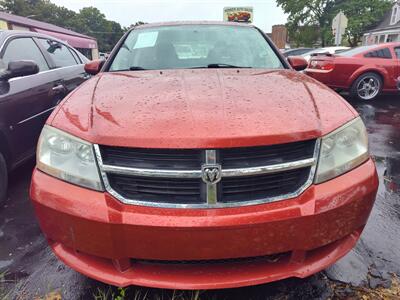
[347,66,388,87]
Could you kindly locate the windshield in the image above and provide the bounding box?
[108,25,284,71]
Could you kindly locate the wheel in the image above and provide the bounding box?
[0,152,7,204]
[351,72,382,101]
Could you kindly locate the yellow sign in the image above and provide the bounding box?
[0,20,8,30]
[223,7,253,23]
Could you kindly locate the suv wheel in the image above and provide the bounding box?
[0,152,7,204]
[351,72,382,101]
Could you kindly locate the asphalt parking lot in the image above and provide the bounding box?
[0,94,399,300]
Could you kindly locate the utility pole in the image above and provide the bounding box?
[332,11,348,46]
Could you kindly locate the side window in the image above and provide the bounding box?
[38,38,77,67]
[395,47,400,59]
[1,37,49,72]
[364,48,392,59]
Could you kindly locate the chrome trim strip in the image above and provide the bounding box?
[17,106,56,125]
[205,150,218,205]
[100,157,315,178]
[221,158,315,177]
[93,140,321,209]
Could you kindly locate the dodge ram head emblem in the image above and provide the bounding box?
[201,164,222,184]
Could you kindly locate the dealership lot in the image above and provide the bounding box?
[0,94,399,299]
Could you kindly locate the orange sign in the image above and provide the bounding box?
[223,7,253,23]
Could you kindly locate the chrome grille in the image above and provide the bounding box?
[95,139,320,208]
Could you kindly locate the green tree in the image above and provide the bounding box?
[0,0,125,51]
[74,7,112,51]
[123,21,147,32]
[277,0,393,47]
[335,0,392,47]
[276,0,338,47]
[288,24,321,47]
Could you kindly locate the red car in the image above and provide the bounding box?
[30,22,378,290]
[305,43,400,101]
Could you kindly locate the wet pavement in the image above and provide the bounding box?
[1,95,400,299]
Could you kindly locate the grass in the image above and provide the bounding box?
[0,270,12,300]
[92,287,203,300]
[91,274,400,300]
[2,270,400,299]
[330,273,400,300]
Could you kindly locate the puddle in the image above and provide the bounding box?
[0,259,12,270]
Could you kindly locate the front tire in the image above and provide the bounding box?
[0,152,8,204]
[351,72,382,101]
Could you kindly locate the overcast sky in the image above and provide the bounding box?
[50,0,287,32]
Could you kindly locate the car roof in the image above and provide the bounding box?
[0,29,71,46]
[374,42,400,48]
[135,21,255,29]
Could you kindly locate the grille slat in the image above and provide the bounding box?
[108,174,204,204]
[101,147,202,170]
[222,181,298,194]
[221,140,315,168]
[99,139,316,206]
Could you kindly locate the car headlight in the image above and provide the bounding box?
[37,125,103,191]
[315,117,369,184]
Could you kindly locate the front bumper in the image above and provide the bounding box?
[30,159,378,289]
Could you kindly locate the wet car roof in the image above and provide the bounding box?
[136,21,255,29]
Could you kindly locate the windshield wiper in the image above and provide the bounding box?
[207,63,251,68]
[190,64,252,69]
[129,66,148,71]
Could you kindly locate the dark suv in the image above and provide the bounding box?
[0,30,91,203]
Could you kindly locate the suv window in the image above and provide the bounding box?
[395,47,400,59]
[1,37,49,72]
[38,38,78,67]
[364,48,392,59]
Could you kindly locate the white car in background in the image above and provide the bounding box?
[302,46,350,62]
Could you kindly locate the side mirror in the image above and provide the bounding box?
[0,60,39,80]
[84,59,105,75]
[287,56,308,71]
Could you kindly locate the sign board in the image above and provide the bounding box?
[223,7,253,23]
[332,11,348,46]
[0,20,8,30]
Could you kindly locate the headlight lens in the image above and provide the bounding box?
[315,117,369,184]
[37,125,103,191]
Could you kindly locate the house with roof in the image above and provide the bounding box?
[0,11,98,59]
[363,1,400,45]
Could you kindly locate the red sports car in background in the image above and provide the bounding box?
[305,43,400,101]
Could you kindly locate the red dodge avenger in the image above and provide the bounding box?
[30,22,378,289]
[305,43,400,101]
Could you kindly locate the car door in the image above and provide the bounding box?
[365,47,398,90]
[35,38,90,96]
[0,36,61,167]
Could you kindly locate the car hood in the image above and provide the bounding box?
[50,69,357,148]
